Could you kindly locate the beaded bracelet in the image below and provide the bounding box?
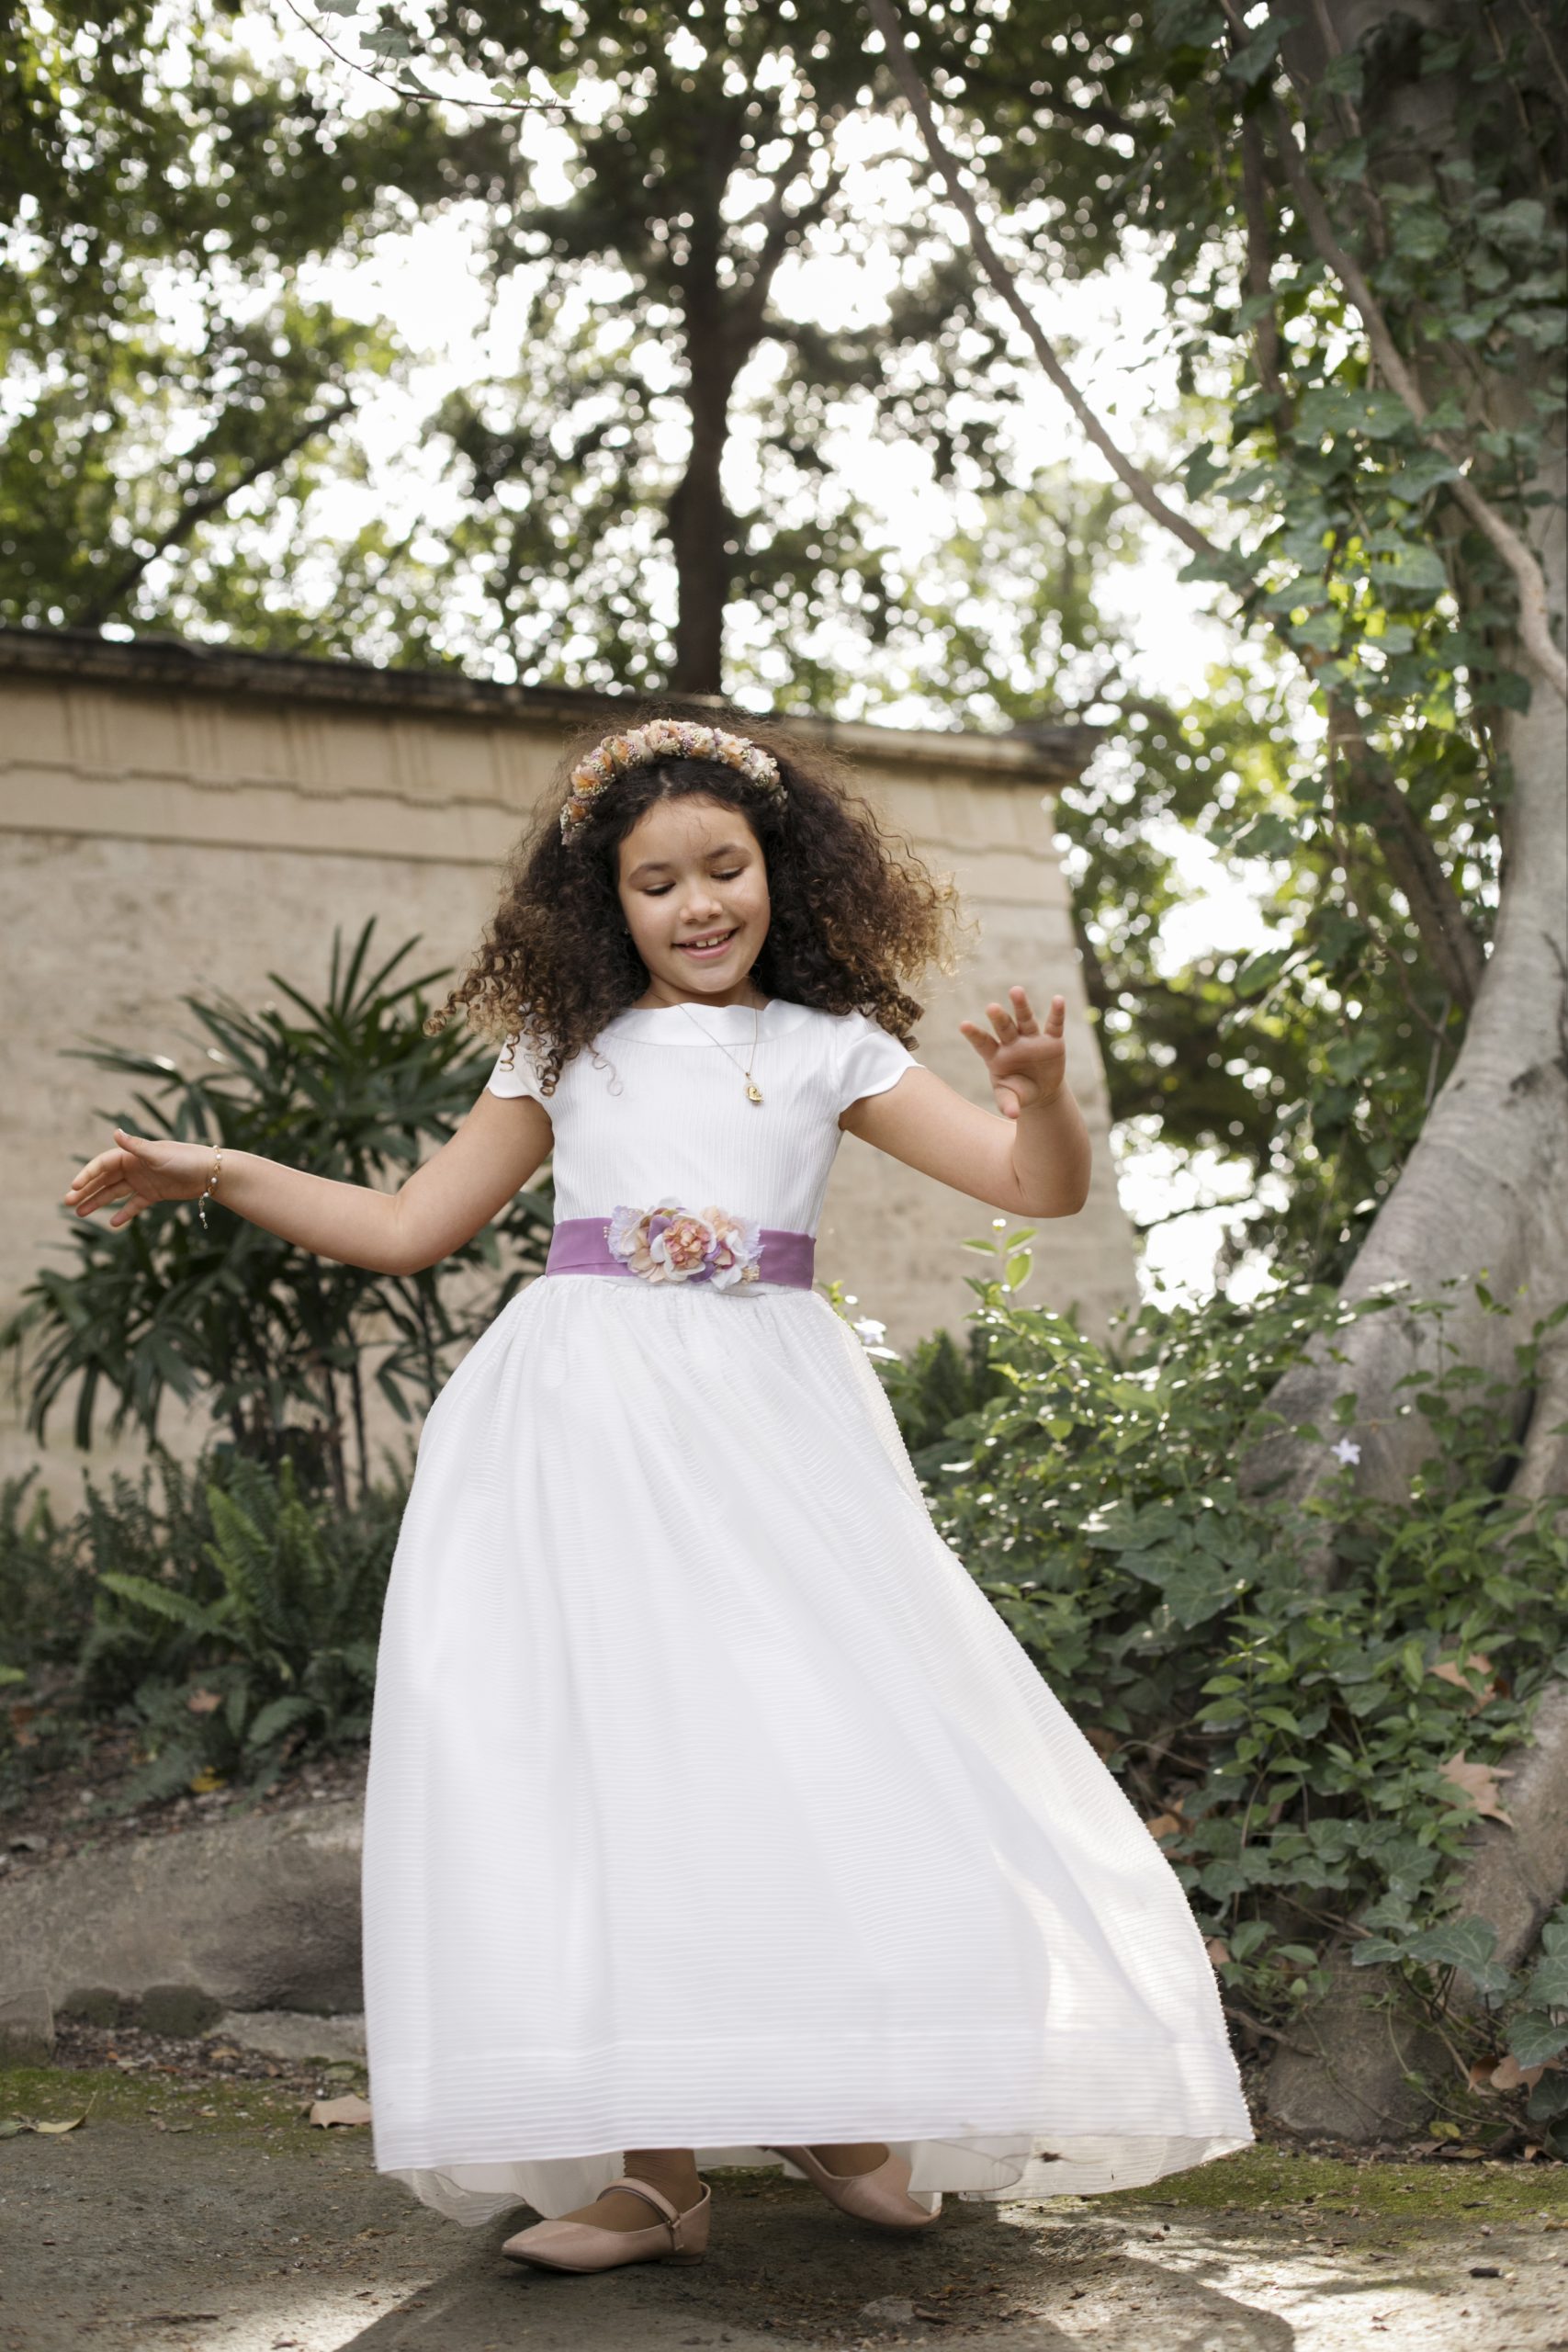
[197,1145,224,1230]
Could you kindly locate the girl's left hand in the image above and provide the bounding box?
[959,986,1066,1120]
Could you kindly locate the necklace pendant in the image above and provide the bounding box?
[746,1081,764,1104]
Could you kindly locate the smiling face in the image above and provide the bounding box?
[615,793,772,1007]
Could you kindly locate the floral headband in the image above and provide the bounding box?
[558,718,784,842]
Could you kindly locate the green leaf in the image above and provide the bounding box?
[1382,456,1461,504]
[1484,198,1548,248]
[1527,1951,1568,2008]
[1159,1565,1250,1628]
[1507,2013,1568,2069]
[1224,20,1285,84]
[1154,0,1226,44]
[1369,544,1450,594]
[1199,1858,1264,1900]
[1289,611,1343,654]
[245,1692,320,1750]
[1258,578,1315,615]
[1405,1917,1496,1974]
[1183,441,1228,498]
[1320,49,1364,98]
[1351,1936,1406,1966]
[1391,207,1449,263]
[1527,2073,1568,2124]
[1233,944,1296,997]
[1177,544,1248,588]
[1229,816,1299,862]
[96,1571,227,1635]
[1321,139,1368,186]
[1297,387,1415,442]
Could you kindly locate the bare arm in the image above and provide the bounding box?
[839,987,1091,1219]
[62,1087,555,1276]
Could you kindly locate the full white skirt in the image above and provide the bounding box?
[362,1273,1252,2226]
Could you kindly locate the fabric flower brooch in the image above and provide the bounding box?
[607,1199,763,1287]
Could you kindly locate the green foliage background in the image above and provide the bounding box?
[872,1238,1568,2135]
[7,0,1562,1295]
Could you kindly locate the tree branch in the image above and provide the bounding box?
[1516,0,1568,107]
[1216,0,1567,703]
[1239,113,1288,408]
[863,0,1217,566]
[728,132,844,356]
[866,0,1495,1002]
[79,399,354,628]
[276,0,559,117]
[1230,110,1485,1005]
[1325,690,1485,1007]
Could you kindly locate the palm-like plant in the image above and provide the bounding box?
[2,919,551,1507]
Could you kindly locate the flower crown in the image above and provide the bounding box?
[558,718,784,842]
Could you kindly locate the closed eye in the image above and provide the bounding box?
[647,869,743,895]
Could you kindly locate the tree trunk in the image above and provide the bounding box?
[1256,454,1568,2132]
[1252,0,1568,2135]
[1240,0,1568,1529]
[667,341,735,695]
[1238,453,1568,1524]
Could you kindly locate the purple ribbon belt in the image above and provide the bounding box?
[545,1204,816,1291]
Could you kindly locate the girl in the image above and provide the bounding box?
[63,706,1251,2277]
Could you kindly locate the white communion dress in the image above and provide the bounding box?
[361,995,1253,2227]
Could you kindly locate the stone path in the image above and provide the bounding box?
[2,2087,1566,2351]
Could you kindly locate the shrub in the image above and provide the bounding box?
[863,1230,1568,2133]
[0,1442,410,1809]
[0,1468,97,1679]
[1,919,553,1510]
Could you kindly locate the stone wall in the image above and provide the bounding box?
[0,628,1139,1507]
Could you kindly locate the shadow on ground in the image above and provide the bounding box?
[3,2068,1567,2351]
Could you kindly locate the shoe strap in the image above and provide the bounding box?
[615,2176,690,2246]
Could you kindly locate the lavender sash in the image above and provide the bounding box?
[544,1214,816,1290]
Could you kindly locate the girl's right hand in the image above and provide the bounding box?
[62,1130,217,1229]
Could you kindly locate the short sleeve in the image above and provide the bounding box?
[486,1033,549,1107]
[835,1008,924,1114]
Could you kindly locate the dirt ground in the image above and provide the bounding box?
[4,2054,1568,2352]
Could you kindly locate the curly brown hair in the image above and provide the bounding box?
[425,696,976,1097]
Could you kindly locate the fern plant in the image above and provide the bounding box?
[87,1451,401,1795]
[0,1468,96,1680]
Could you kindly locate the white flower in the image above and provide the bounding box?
[1332,1436,1361,1465]
[852,1315,900,1362]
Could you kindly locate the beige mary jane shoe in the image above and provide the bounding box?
[766,2143,942,2230]
[502,2176,712,2272]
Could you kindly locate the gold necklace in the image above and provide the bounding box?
[671,994,765,1103]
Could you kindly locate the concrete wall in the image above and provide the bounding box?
[0,630,1138,1509]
